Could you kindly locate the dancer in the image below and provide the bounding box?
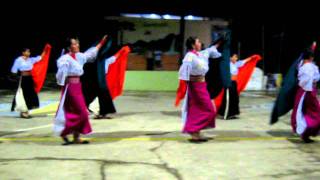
[175,36,222,143]
[11,44,51,118]
[271,42,320,143]
[218,53,261,119]
[54,35,107,145]
[82,40,131,119]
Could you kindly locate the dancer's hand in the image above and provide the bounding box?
[102,35,108,40]
[96,35,108,50]
[41,44,51,58]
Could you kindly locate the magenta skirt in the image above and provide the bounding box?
[60,82,92,136]
[183,81,216,133]
[291,86,320,137]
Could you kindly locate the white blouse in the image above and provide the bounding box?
[298,62,320,91]
[230,60,245,75]
[56,47,98,86]
[179,45,222,81]
[104,56,116,74]
[11,56,41,73]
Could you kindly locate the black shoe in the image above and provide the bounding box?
[62,141,74,146]
[302,136,315,143]
[80,140,90,144]
[73,140,90,144]
[202,136,214,140]
[94,114,113,119]
[188,138,208,143]
[226,116,238,120]
[62,137,73,146]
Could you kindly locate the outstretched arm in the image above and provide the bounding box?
[96,35,108,50]
[84,35,109,63]
[242,56,254,64]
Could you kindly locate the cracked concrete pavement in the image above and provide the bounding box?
[1,91,320,179]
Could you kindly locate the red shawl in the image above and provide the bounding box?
[106,46,131,99]
[175,54,262,111]
[31,44,52,93]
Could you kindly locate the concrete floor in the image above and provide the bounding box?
[0,90,320,179]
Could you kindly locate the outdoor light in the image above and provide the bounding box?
[185,15,194,20]
[147,14,161,19]
[163,14,171,19]
[184,15,205,20]
[163,14,181,20]
[120,13,142,18]
[121,13,206,21]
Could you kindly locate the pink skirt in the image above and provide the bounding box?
[183,81,216,133]
[54,79,92,136]
[291,86,320,137]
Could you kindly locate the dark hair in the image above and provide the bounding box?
[186,36,197,50]
[65,37,79,50]
[22,48,30,53]
[302,49,314,60]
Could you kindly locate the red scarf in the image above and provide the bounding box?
[106,46,131,100]
[214,54,262,111]
[31,44,52,93]
[69,53,76,60]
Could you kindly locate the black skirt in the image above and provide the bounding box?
[218,81,240,119]
[11,76,39,111]
[81,77,116,116]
